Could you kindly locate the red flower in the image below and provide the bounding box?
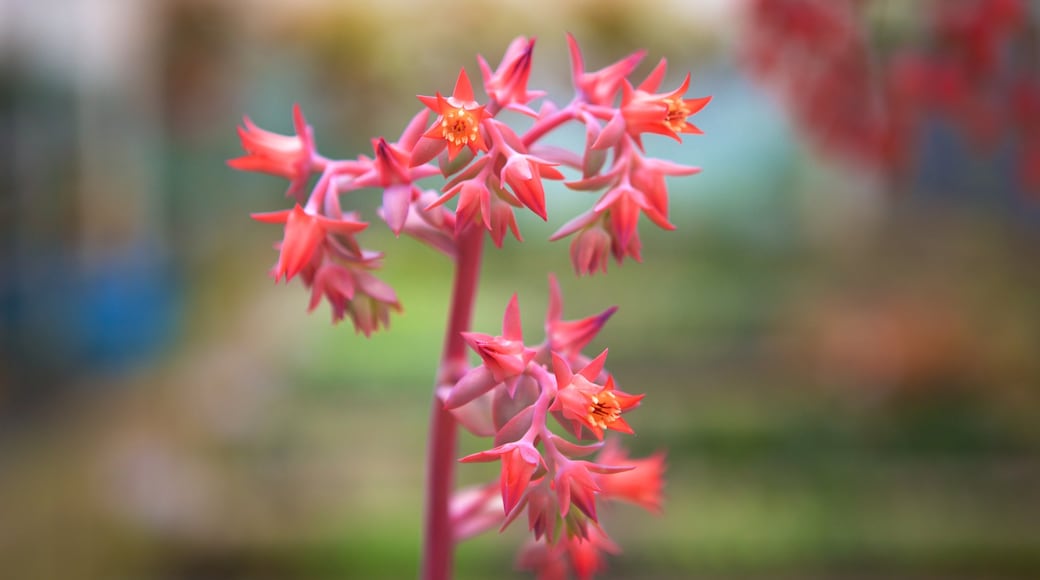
[415,69,491,163]
[229,104,317,200]
[551,352,643,440]
[251,204,368,282]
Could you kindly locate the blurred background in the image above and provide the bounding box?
[2,0,1039,578]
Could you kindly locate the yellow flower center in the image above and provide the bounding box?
[440,107,480,145]
[587,391,621,430]
[663,98,690,132]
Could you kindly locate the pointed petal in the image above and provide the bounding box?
[453,68,475,102]
[638,58,668,93]
[579,349,609,381]
[503,294,523,341]
[546,273,562,322]
[551,352,573,389]
[250,208,293,224]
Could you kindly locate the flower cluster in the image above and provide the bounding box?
[230,35,710,334]
[446,277,664,578]
[230,35,709,578]
[742,0,1037,194]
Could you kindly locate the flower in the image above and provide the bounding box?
[544,274,617,360]
[567,33,646,106]
[462,294,536,383]
[342,268,402,336]
[251,204,368,282]
[352,110,442,234]
[415,69,491,164]
[628,154,702,228]
[461,441,544,516]
[595,440,666,514]
[551,352,643,440]
[228,104,317,200]
[620,71,711,148]
[478,36,545,115]
[553,460,601,520]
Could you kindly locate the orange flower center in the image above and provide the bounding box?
[663,98,690,132]
[440,107,481,146]
[586,391,621,430]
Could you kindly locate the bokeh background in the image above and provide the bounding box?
[3,0,1040,578]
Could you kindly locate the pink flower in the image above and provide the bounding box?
[596,440,666,514]
[461,441,544,516]
[415,69,491,164]
[567,33,646,106]
[544,274,617,360]
[353,110,442,234]
[551,352,643,441]
[342,269,402,337]
[228,104,317,200]
[552,211,612,276]
[628,154,702,227]
[498,153,562,222]
[620,70,711,148]
[515,523,620,580]
[553,460,601,520]
[304,254,402,336]
[565,524,620,580]
[427,157,524,247]
[478,36,545,115]
[251,204,368,282]
[462,294,536,383]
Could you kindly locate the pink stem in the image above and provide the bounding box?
[422,223,486,580]
[522,106,578,147]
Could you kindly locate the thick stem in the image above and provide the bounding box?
[422,224,485,580]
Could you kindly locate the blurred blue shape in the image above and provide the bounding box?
[1,240,181,388]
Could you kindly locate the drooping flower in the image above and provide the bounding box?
[551,352,643,440]
[415,69,491,164]
[251,204,368,282]
[552,459,602,520]
[228,104,318,200]
[461,440,544,516]
[342,268,402,337]
[628,154,702,227]
[479,36,545,115]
